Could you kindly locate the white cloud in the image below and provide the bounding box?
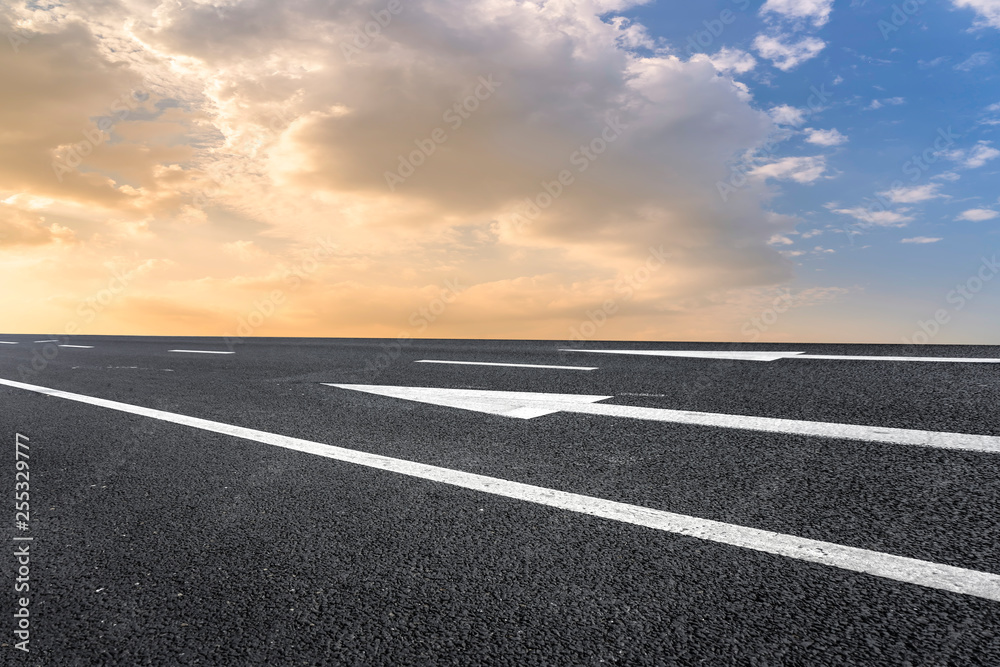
[952,0,1000,29]
[706,48,757,74]
[769,104,807,126]
[945,140,1000,168]
[753,34,826,71]
[957,208,999,221]
[751,156,828,183]
[901,236,942,244]
[866,97,905,110]
[805,127,847,146]
[955,51,993,70]
[760,0,835,27]
[831,206,914,227]
[933,171,961,182]
[879,183,943,204]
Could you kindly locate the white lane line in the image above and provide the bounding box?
[34,339,59,344]
[329,385,1000,455]
[560,349,1000,363]
[0,341,19,345]
[796,354,1000,363]
[1,376,997,602]
[167,350,235,355]
[561,349,801,362]
[58,345,94,349]
[416,360,598,371]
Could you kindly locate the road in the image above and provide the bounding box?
[0,335,998,665]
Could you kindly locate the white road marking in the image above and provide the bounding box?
[0,341,18,345]
[58,345,94,349]
[796,354,1000,363]
[561,349,803,362]
[0,376,997,602]
[416,360,598,371]
[34,339,59,343]
[560,349,1000,363]
[329,385,1000,455]
[167,350,235,355]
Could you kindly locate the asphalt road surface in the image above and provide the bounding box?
[0,335,998,665]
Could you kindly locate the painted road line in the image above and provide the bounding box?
[0,377,997,602]
[167,350,235,355]
[560,349,1000,363]
[58,345,94,349]
[796,354,1000,363]
[560,349,802,362]
[0,342,19,345]
[34,339,59,344]
[329,385,1000,455]
[416,360,598,371]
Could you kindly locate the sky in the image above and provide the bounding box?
[0,0,998,344]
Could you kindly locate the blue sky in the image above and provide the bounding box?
[621,0,1000,343]
[1,0,998,343]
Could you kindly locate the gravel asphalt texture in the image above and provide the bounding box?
[0,335,998,665]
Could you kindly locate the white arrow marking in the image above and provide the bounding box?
[416,360,598,371]
[328,384,1000,454]
[332,384,613,419]
[1,376,998,602]
[560,349,1000,363]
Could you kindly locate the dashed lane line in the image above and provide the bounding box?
[416,360,598,371]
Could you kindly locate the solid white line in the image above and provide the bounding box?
[573,403,1000,454]
[0,377,997,601]
[560,349,1000,363]
[796,354,1000,363]
[330,384,1000,455]
[0,342,18,345]
[560,349,801,362]
[167,350,235,355]
[58,345,94,349]
[416,360,598,371]
[34,339,59,343]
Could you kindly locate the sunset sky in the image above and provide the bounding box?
[1,0,998,343]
